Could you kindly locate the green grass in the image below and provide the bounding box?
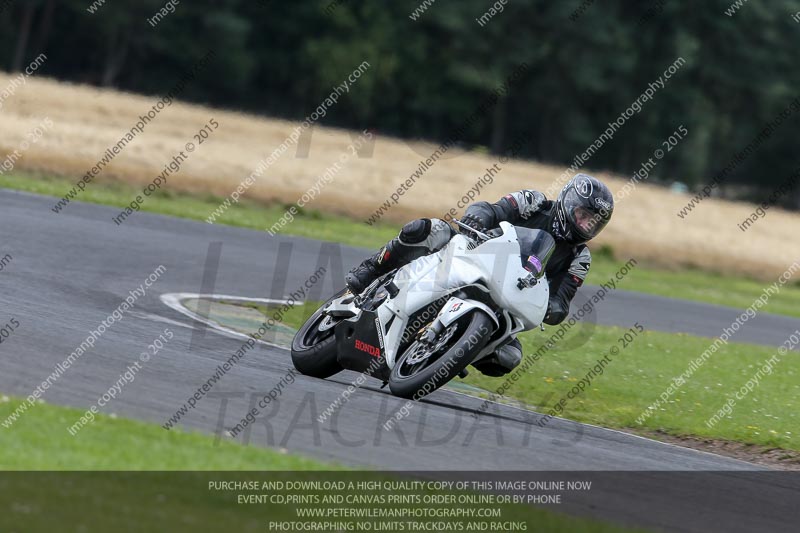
[6,171,800,318]
[274,296,800,454]
[466,324,800,453]
[0,396,641,533]
[0,395,339,470]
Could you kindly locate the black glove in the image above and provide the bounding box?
[544,298,567,325]
[460,213,487,233]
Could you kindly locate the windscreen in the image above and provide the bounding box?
[515,228,556,277]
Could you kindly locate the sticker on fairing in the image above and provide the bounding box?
[375,317,385,349]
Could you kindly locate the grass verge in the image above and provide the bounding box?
[6,171,800,318]
[278,302,799,460]
[0,395,338,470]
[468,323,800,459]
[0,396,640,532]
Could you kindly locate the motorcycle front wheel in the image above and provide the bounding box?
[388,310,494,400]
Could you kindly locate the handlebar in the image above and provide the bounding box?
[453,219,493,242]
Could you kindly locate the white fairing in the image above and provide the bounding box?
[376,222,549,368]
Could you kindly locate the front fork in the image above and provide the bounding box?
[412,296,499,356]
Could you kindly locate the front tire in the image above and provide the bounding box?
[388,311,494,400]
[290,288,348,379]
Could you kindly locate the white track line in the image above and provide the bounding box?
[159,292,293,349]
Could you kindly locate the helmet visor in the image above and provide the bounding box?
[559,175,614,242]
[562,185,611,240]
[571,206,608,240]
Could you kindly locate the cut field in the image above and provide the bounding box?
[2,72,799,281]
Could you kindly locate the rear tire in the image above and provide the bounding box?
[290,288,348,379]
[388,311,494,400]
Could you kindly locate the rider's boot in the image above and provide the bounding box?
[345,218,453,294]
[345,237,417,294]
[472,337,522,377]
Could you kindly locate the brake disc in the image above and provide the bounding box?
[317,314,338,332]
[405,324,457,365]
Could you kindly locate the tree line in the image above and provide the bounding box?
[2,0,799,206]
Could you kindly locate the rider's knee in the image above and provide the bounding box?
[399,218,431,244]
[426,218,456,250]
[399,218,454,252]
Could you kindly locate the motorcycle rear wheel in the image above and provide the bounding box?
[290,288,348,379]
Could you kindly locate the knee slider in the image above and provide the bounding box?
[427,218,456,248]
[400,218,431,244]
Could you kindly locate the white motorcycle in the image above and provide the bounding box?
[290,220,555,399]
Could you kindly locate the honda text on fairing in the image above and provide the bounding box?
[290,220,557,399]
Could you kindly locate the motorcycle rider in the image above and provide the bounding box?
[345,173,614,376]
